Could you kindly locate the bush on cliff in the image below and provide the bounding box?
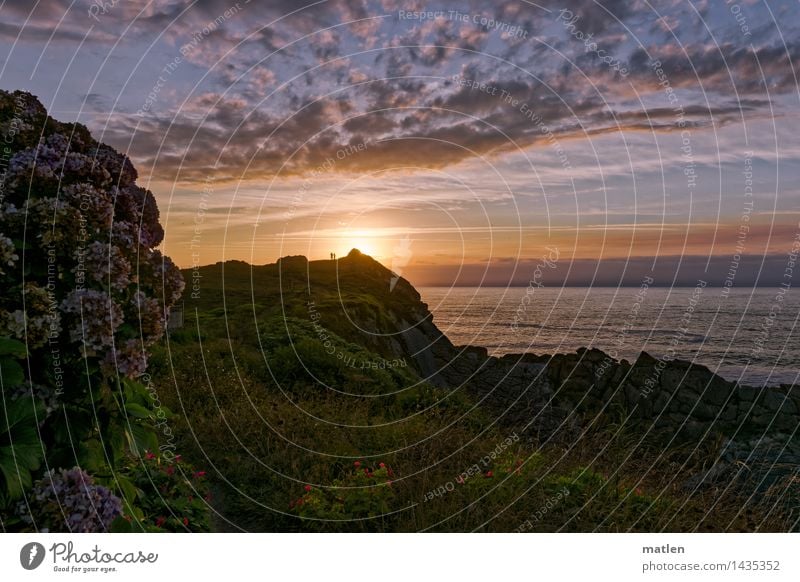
[0,90,207,532]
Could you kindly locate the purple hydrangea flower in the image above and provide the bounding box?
[22,468,123,533]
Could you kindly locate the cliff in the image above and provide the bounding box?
[188,250,799,491]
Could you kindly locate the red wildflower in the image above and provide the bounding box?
[379,462,385,468]
[165,466,175,476]
[485,471,493,478]
[155,516,166,527]
[183,517,189,527]
[174,455,182,462]
[354,461,361,468]
[193,470,206,478]
[145,452,156,460]
[304,484,312,492]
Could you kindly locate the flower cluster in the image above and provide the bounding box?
[125,452,212,532]
[21,468,122,532]
[60,289,123,356]
[290,461,396,523]
[0,89,184,380]
[78,241,133,291]
[10,382,61,420]
[105,338,148,378]
[5,132,112,196]
[0,282,59,350]
[0,235,18,274]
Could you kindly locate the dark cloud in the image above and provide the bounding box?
[629,41,800,94]
[0,21,94,43]
[545,0,633,35]
[5,0,787,184]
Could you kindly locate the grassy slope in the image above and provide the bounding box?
[147,254,791,531]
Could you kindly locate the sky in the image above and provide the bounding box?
[1,0,799,286]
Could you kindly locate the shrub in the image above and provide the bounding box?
[290,461,396,527]
[117,453,212,532]
[17,468,122,532]
[0,89,197,531]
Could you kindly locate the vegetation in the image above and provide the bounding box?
[0,90,209,532]
[146,254,794,532]
[0,90,791,532]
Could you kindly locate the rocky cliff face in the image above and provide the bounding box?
[210,251,798,489]
[294,251,799,487]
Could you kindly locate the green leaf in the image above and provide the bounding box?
[0,398,45,501]
[0,337,26,358]
[0,358,24,387]
[127,423,159,457]
[124,403,152,419]
[115,475,138,504]
[79,439,109,473]
[110,515,132,533]
[106,426,126,467]
[123,377,150,397]
[0,459,33,500]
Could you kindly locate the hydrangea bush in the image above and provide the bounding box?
[19,468,123,533]
[0,89,200,532]
[0,91,183,378]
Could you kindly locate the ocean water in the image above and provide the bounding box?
[419,286,799,387]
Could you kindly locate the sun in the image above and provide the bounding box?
[339,229,383,259]
[346,237,379,258]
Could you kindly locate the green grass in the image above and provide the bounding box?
[147,255,794,532]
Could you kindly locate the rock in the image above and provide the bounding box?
[720,404,738,422]
[738,386,761,402]
[763,390,796,414]
[681,420,709,440]
[705,378,735,407]
[264,248,800,467]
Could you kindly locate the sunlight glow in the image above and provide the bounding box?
[337,229,386,259]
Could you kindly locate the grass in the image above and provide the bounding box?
[146,254,795,532]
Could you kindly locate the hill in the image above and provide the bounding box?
[147,249,798,531]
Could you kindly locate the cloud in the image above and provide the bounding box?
[5,0,789,187]
[629,41,800,94]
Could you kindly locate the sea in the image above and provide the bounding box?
[419,287,799,387]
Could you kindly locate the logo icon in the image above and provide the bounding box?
[20,542,46,570]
